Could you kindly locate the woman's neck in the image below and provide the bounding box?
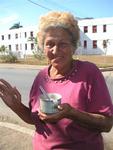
[49,60,73,79]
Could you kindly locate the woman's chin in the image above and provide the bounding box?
[51,61,63,69]
[51,59,63,66]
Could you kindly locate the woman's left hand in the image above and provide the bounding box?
[38,103,73,123]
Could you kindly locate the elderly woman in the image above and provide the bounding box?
[0,11,113,150]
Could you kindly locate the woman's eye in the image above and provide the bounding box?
[44,41,71,49]
[59,42,70,48]
[60,43,67,47]
[45,43,54,48]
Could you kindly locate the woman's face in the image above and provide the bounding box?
[43,28,75,69]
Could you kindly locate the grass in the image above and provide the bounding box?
[73,55,113,68]
[17,57,49,66]
[21,55,113,68]
[0,55,113,68]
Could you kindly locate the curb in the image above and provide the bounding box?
[0,63,113,72]
[0,63,47,70]
[0,122,34,136]
[100,67,113,72]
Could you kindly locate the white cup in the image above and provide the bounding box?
[39,93,62,114]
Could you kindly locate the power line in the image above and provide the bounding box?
[27,0,77,17]
[27,0,52,11]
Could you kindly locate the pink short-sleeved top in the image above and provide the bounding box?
[29,60,113,150]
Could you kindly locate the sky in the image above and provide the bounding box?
[0,0,113,32]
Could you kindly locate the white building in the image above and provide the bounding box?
[0,17,113,57]
[0,25,37,58]
[77,17,113,55]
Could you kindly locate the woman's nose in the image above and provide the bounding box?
[52,45,59,54]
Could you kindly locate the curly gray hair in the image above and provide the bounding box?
[37,11,80,51]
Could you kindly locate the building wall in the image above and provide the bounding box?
[77,17,113,55]
[0,17,113,57]
[0,26,37,58]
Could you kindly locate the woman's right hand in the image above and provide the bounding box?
[0,79,21,108]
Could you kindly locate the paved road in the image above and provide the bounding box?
[0,67,40,105]
[103,71,113,101]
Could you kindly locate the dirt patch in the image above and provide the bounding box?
[0,126,32,150]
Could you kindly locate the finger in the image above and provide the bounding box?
[0,93,4,100]
[38,113,48,121]
[0,80,18,99]
[13,87,21,101]
[38,111,47,117]
[0,86,4,93]
[0,91,10,103]
[0,79,12,89]
[0,92,3,99]
[0,84,16,102]
[57,105,63,110]
[0,83,8,93]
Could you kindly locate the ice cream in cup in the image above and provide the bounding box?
[39,93,62,114]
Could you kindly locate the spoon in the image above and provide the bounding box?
[39,86,51,101]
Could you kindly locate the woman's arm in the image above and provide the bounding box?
[68,105,113,132]
[38,103,113,132]
[10,102,34,124]
[0,79,34,124]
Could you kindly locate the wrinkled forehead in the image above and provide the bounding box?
[44,27,73,42]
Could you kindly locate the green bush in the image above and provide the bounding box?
[1,53,18,63]
[0,45,18,63]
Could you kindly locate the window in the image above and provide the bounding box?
[1,35,4,40]
[8,34,11,40]
[24,32,27,38]
[31,43,34,50]
[83,40,87,48]
[16,44,19,51]
[15,33,18,39]
[30,31,33,37]
[92,25,97,33]
[9,45,11,51]
[84,26,88,33]
[103,25,106,32]
[93,40,97,48]
[25,43,27,50]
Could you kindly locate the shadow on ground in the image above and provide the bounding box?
[0,126,32,150]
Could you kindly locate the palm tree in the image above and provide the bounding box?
[0,45,7,55]
[103,39,109,55]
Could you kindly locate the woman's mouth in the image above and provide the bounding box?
[53,56,63,61]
